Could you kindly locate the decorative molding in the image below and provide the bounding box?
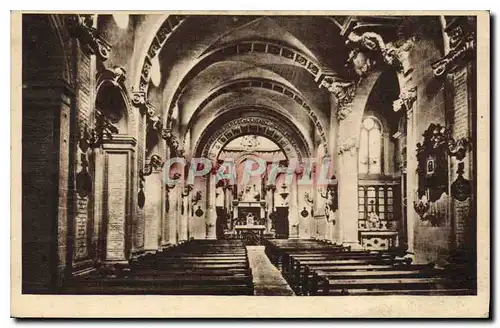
[131,90,164,135]
[131,91,155,117]
[393,86,417,112]
[78,110,119,152]
[447,137,471,161]
[166,39,333,136]
[431,17,476,77]
[141,155,165,177]
[138,15,186,92]
[338,136,358,156]
[451,162,472,201]
[67,14,111,61]
[137,155,165,209]
[96,66,127,88]
[75,153,92,198]
[187,78,328,147]
[318,76,357,121]
[161,128,184,157]
[198,116,306,161]
[345,31,417,78]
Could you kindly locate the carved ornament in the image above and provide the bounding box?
[199,116,306,161]
[78,110,119,152]
[393,86,417,112]
[451,162,472,201]
[161,128,184,157]
[338,136,358,156]
[67,14,111,61]
[431,17,476,77]
[346,30,417,77]
[131,91,156,117]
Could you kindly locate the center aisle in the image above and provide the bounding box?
[246,246,295,296]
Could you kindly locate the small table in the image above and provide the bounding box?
[235,225,266,245]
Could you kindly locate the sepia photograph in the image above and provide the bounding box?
[10,11,490,318]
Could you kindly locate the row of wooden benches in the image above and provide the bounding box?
[63,240,254,295]
[265,239,473,296]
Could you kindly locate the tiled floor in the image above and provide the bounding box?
[246,246,295,296]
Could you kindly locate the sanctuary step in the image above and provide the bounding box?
[265,239,475,296]
[62,240,254,295]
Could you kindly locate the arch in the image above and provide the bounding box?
[95,68,137,137]
[47,15,73,84]
[133,19,332,131]
[201,119,299,162]
[133,15,187,93]
[186,92,313,154]
[164,39,329,130]
[337,69,384,152]
[183,77,327,149]
[193,106,312,161]
[23,14,72,87]
[195,115,311,163]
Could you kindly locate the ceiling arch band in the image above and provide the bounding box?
[136,15,186,93]
[192,105,313,160]
[184,77,328,150]
[196,114,311,163]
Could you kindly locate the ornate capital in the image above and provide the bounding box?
[393,86,417,112]
[385,37,417,75]
[78,110,119,152]
[161,128,184,157]
[447,137,471,161]
[67,14,111,61]
[338,136,358,156]
[131,90,164,135]
[131,91,156,117]
[96,66,127,87]
[320,75,357,121]
[140,154,165,178]
[431,17,476,77]
[346,30,417,77]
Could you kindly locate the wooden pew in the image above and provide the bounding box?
[65,239,254,295]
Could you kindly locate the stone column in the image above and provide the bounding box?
[406,106,417,257]
[92,147,105,261]
[289,174,300,239]
[206,175,217,239]
[337,145,361,249]
[143,169,163,252]
[100,136,136,267]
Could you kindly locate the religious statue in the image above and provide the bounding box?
[246,213,255,226]
[241,184,260,202]
[367,210,380,229]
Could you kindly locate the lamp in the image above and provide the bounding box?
[279,183,289,200]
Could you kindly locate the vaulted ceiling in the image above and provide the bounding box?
[142,14,443,158]
[151,15,352,155]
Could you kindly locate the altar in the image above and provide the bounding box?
[225,200,271,244]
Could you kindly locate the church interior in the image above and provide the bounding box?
[21,14,477,296]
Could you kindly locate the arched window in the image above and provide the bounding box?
[359,117,382,175]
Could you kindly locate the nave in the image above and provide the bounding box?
[62,238,473,296]
[20,14,479,296]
